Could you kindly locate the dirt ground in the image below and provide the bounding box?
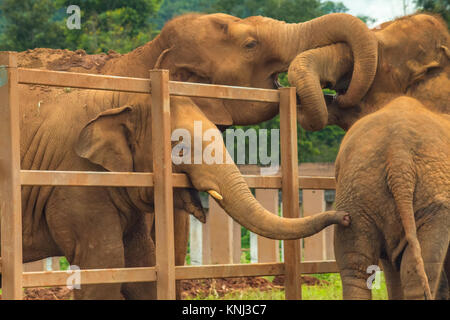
[17,48,119,73]
[0,275,326,300]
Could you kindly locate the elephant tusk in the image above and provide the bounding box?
[208,190,223,201]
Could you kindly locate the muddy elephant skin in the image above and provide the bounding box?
[333,96,449,300]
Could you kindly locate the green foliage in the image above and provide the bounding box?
[154,0,210,29]
[58,0,162,53]
[0,0,66,51]
[208,0,348,22]
[0,0,162,53]
[415,0,450,27]
[59,257,69,270]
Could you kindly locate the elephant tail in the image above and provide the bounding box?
[387,151,432,299]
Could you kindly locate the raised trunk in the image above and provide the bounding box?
[207,165,349,240]
[289,44,354,131]
[257,13,378,131]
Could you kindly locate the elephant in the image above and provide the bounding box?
[288,13,450,131]
[19,12,379,127]
[286,13,450,300]
[5,12,383,299]
[331,96,449,300]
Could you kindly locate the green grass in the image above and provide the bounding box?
[185,272,388,300]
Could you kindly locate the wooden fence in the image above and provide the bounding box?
[0,51,337,300]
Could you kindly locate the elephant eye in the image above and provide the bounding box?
[244,40,258,50]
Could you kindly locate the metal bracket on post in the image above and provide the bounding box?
[0,52,23,300]
[279,87,302,300]
[150,69,177,299]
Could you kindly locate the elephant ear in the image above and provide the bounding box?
[75,106,135,172]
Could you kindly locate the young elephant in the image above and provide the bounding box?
[334,96,449,299]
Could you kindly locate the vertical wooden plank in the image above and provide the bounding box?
[208,196,233,264]
[303,190,327,261]
[0,52,23,300]
[202,215,211,265]
[279,87,302,300]
[189,215,203,265]
[255,189,280,263]
[150,69,176,299]
[250,231,258,263]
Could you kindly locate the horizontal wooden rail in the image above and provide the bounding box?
[20,170,336,189]
[176,263,284,280]
[22,261,337,288]
[23,267,157,288]
[169,81,280,102]
[18,68,151,94]
[17,68,280,102]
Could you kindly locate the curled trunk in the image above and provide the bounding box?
[258,13,378,131]
[288,44,353,131]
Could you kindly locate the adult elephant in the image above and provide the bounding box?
[9,12,378,299]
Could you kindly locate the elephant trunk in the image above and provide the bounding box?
[206,164,349,240]
[288,44,354,131]
[257,13,378,131]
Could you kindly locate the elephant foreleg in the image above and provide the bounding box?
[45,188,126,300]
[125,209,190,300]
[121,213,157,300]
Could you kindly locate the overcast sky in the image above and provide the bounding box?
[332,0,417,26]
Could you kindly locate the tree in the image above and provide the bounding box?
[415,0,450,27]
[0,0,163,53]
[58,0,163,53]
[208,0,348,22]
[0,0,66,51]
[154,0,211,29]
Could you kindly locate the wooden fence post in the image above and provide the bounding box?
[0,52,23,300]
[150,69,176,299]
[279,87,302,300]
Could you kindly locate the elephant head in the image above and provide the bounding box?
[74,96,350,240]
[104,13,377,129]
[288,14,450,131]
[158,13,377,128]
